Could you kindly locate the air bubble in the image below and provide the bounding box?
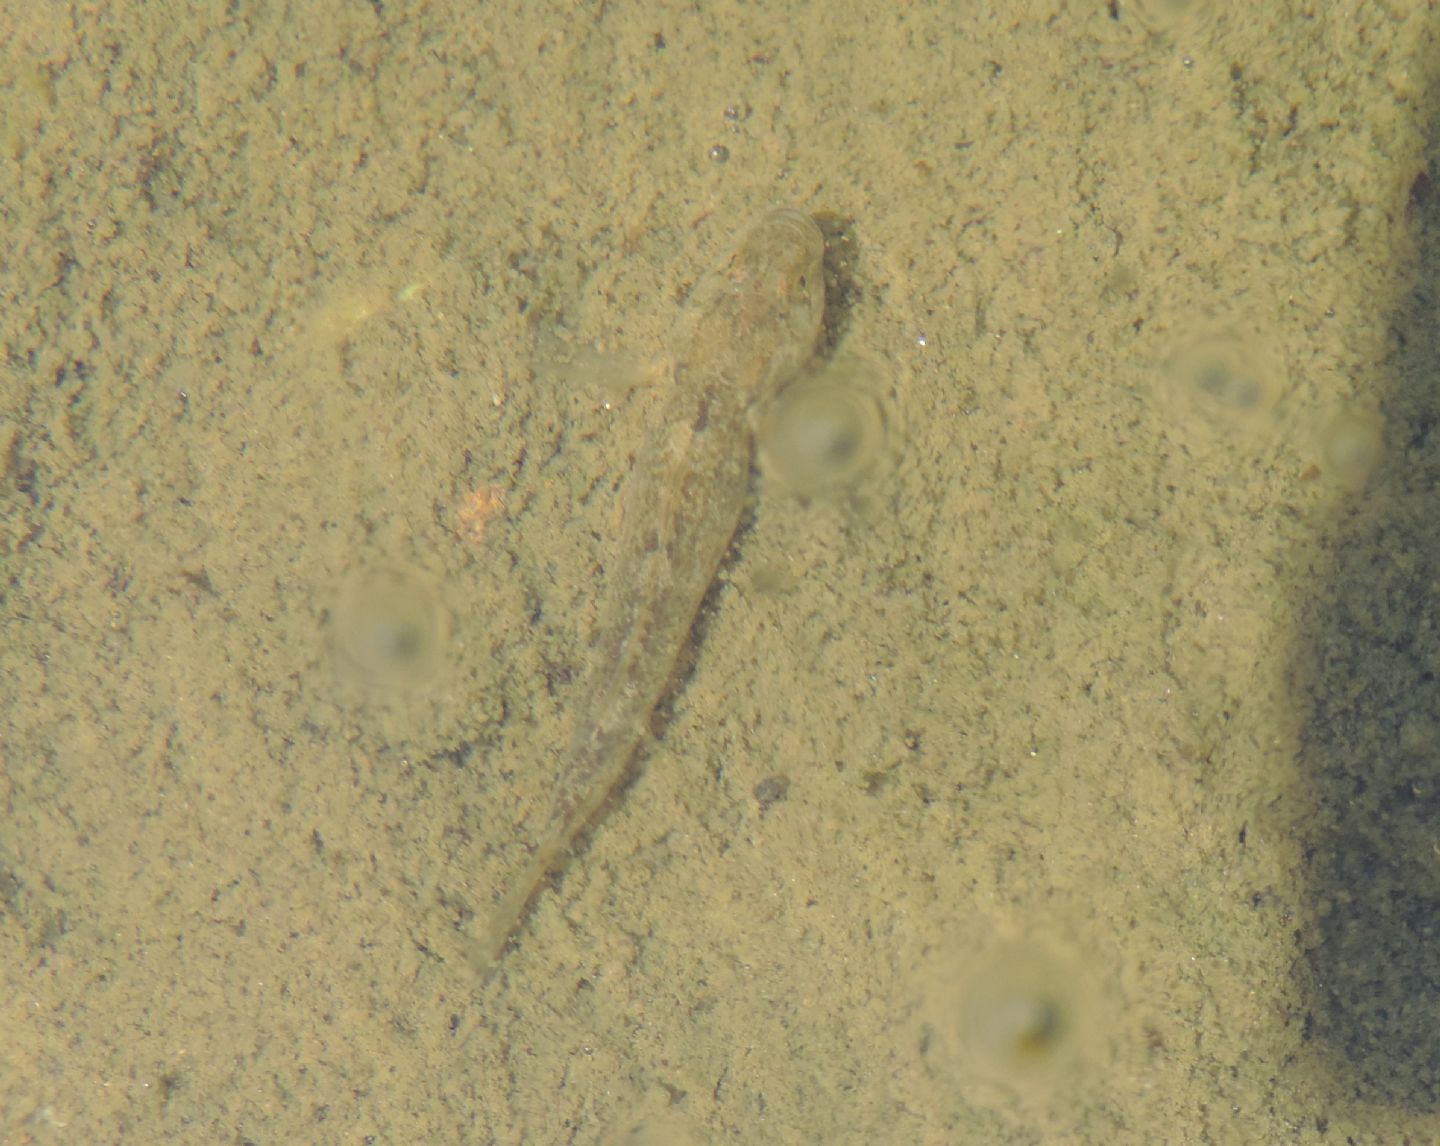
[1156,323,1288,456]
[920,935,1104,1106]
[758,355,892,499]
[1128,0,1218,36]
[330,562,449,691]
[1317,408,1384,491]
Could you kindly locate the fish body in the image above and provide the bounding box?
[478,209,826,972]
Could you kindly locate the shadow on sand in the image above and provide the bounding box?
[1292,57,1440,1111]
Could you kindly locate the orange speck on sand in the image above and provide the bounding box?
[454,484,506,546]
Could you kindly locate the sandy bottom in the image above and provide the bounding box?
[3,2,1439,1142]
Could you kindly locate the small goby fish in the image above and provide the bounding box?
[475,208,826,975]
